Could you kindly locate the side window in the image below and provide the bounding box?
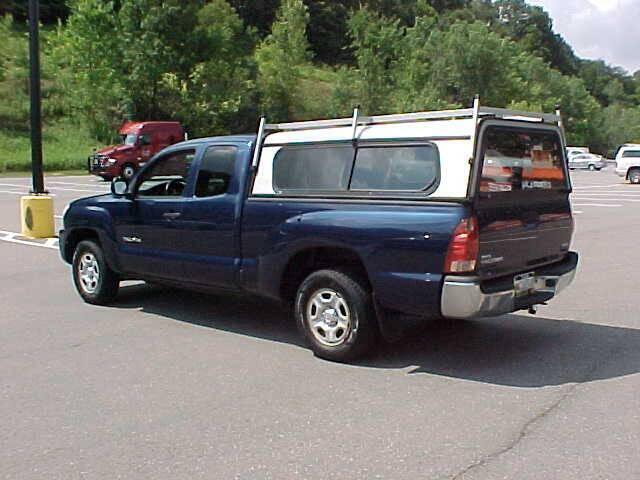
[622,150,640,158]
[137,149,195,197]
[273,145,353,191]
[195,146,238,197]
[139,134,151,146]
[350,145,439,191]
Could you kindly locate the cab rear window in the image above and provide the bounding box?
[480,127,567,193]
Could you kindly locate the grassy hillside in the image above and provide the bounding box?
[0,121,103,172]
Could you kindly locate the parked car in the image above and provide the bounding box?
[566,146,589,159]
[614,144,640,183]
[568,153,606,171]
[60,104,578,362]
[88,121,184,181]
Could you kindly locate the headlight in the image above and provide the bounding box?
[107,158,117,165]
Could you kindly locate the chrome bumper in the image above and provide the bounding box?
[440,254,578,320]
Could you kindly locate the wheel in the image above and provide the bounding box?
[121,163,136,180]
[72,240,119,305]
[295,269,378,362]
[629,169,640,184]
[588,164,595,171]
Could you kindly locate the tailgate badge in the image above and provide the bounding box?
[481,254,504,265]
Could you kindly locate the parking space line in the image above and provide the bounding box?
[0,182,106,193]
[572,184,624,189]
[572,203,622,207]
[0,189,35,196]
[0,230,59,250]
[572,197,640,202]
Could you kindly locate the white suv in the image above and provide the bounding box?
[615,144,640,184]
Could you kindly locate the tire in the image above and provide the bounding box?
[295,269,378,362]
[588,164,595,171]
[121,163,136,180]
[72,240,119,305]
[629,169,640,184]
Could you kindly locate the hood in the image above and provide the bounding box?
[95,144,135,157]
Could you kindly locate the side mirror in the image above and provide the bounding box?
[111,178,129,197]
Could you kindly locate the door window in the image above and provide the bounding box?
[195,146,238,197]
[137,149,195,197]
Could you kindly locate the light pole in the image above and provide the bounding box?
[21,0,54,239]
[28,0,45,194]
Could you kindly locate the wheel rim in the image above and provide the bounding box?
[123,166,134,178]
[306,288,351,347]
[589,165,595,171]
[78,253,100,294]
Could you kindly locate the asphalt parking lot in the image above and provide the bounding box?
[1,169,639,479]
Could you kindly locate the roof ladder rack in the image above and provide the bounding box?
[251,97,562,168]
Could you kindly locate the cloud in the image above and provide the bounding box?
[527,0,640,74]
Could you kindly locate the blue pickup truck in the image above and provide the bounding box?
[60,105,578,361]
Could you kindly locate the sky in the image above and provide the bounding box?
[527,0,640,74]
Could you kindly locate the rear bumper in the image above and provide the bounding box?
[441,252,578,320]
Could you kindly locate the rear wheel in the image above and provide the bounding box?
[295,269,378,362]
[72,240,119,305]
[121,163,136,180]
[629,169,640,184]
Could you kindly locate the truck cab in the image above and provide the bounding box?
[88,121,184,181]
[61,104,578,362]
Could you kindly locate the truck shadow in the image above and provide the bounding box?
[113,283,640,388]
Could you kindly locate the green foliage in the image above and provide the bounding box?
[255,0,311,121]
[58,0,255,140]
[1,0,640,168]
[340,7,404,115]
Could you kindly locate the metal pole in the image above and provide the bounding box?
[28,0,45,194]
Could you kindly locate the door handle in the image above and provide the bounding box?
[122,236,142,244]
[162,212,181,220]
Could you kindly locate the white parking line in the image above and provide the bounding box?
[0,230,59,250]
[573,197,640,202]
[47,180,108,187]
[0,189,38,196]
[572,184,624,189]
[0,182,106,193]
[572,203,623,207]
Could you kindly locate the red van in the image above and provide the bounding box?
[88,121,184,180]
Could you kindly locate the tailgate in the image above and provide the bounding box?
[474,124,573,279]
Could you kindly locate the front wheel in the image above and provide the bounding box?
[588,164,596,171]
[629,169,640,184]
[295,269,378,362]
[72,240,119,305]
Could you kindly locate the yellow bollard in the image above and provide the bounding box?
[20,195,55,238]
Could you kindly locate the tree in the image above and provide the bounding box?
[59,0,255,139]
[255,0,311,121]
[55,0,124,140]
[339,7,403,115]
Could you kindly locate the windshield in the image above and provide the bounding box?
[121,134,137,146]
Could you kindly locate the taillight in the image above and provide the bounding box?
[444,217,479,274]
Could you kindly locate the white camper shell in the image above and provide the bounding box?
[251,100,567,200]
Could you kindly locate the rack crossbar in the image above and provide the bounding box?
[264,107,559,133]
